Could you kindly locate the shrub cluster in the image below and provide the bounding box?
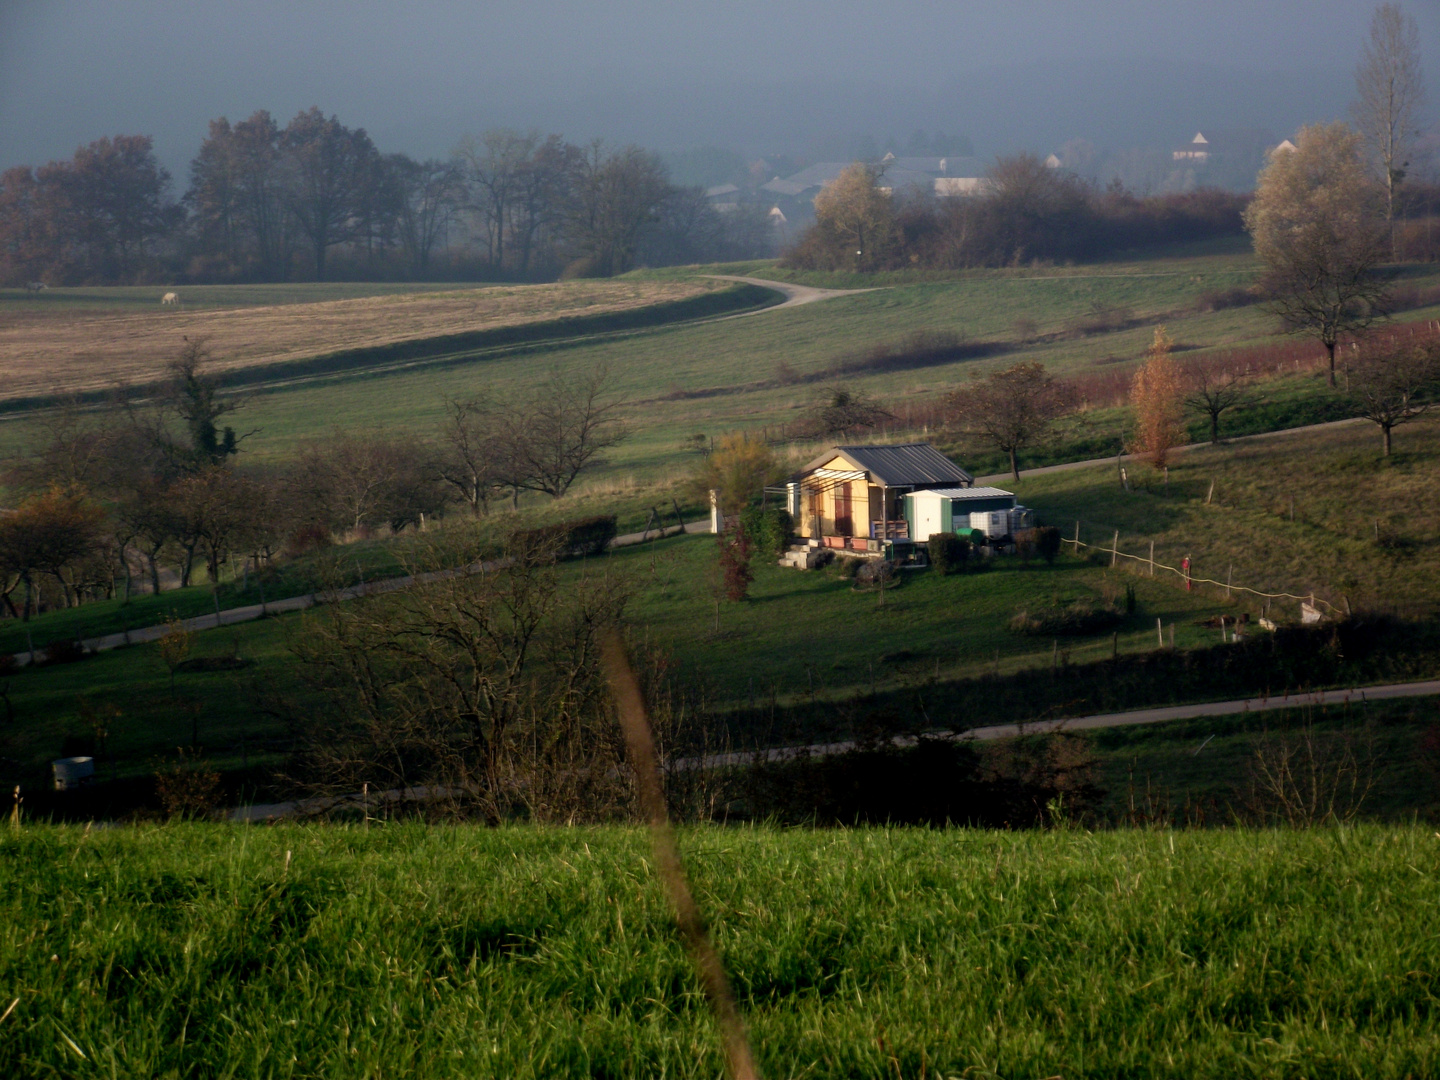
[926,532,971,574]
[739,507,793,561]
[510,515,618,559]
[1009,598,1125,637]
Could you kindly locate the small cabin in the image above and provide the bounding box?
[785,444,973,552]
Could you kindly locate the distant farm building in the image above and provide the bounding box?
[783,443,973,553]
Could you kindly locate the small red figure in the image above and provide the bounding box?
[1182,555,1192,591]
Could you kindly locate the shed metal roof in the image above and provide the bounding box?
[909,486,1014,500]
[801,444,973,488]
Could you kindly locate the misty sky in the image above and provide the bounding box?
[2,0,1436,182]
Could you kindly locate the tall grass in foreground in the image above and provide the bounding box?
[3,823,1439,1077]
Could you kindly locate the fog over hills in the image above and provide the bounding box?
[1,0,1435,185]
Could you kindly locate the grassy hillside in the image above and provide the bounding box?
[1009,418,1440,614]
[4,822,1439,1078]
[6,413,1440,797]
[0,277,766,407]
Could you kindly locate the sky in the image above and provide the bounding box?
[2,0,1437,183]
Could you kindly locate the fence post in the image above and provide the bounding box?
[1073,521,1081,553]
[1111,531,1119,568]
[1149,540,1155,577]
[1226,565,1232,600]
[1156,617,1163,647]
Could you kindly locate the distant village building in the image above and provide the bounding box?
[759,155,992,228]
[1168,129,1280,190]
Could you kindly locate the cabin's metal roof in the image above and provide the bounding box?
[910,486,1013,500]
[801,444,973,488]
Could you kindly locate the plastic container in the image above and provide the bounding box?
[52,756,95,791]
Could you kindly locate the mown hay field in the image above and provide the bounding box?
[3,822,1439,1078]
[0,277,728,403]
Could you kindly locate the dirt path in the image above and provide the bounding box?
[702,274,879,315]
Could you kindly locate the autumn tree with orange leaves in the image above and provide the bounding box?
[1129,326,1187,469]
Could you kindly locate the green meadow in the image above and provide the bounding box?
[3,822,1439,1078]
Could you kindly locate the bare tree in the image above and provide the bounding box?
[506,365,627,498]
[1350,338,1440,454]
[282,531,635,822]
[1353,3,1428,251]
[564,142,672,276]
[435,396,506,517]
[1242,718,1379,827]
[1182,360,1248,444]
[297,433,448,535]
[954,361,1075,481]
[799,385,894,441]
[455,129,536,269]
[388,154,462,277]
[1244,123,1391,387]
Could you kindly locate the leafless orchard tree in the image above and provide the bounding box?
[1182,360,1249,444]
[1353,3,1428,252]
[953,361,1075,480]
[435,395,508,517]
[799,385,894,441]
[281,530,637,822]
[1349,338,1440,454]
[503,364,628,498]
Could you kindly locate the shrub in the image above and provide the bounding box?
[511,515,618,559]
[40,640,85,666]
[740,506,793,560]
[1009,598,1125,636]
[855,560,897,588]
[1015,526,1062,564]
[927,532,970,574]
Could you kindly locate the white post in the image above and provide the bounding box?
[709,489,722,534]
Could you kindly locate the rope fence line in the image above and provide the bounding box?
[1066,523,1341,617]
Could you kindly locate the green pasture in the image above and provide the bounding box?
[4,821,1440,1078]
[1009,417,1440,613]
[3,249,1438,489]
[1088,696,1440,824]
[8,412,1440,792]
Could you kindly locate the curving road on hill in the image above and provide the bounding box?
[702,274,879,316]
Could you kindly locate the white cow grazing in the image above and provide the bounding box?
[24,281,46,293]
[161,291,180,306]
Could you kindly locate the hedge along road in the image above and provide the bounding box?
[228,678,1440,821]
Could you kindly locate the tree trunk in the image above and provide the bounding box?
[1325,340,1337,388]
[148,554,162,596]
[1210,412,1220,443]
[1383,423,1393,456]
[1009,446,1020,481]
[314,237,327,281]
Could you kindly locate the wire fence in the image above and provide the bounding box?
[1065,521,1341,619]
